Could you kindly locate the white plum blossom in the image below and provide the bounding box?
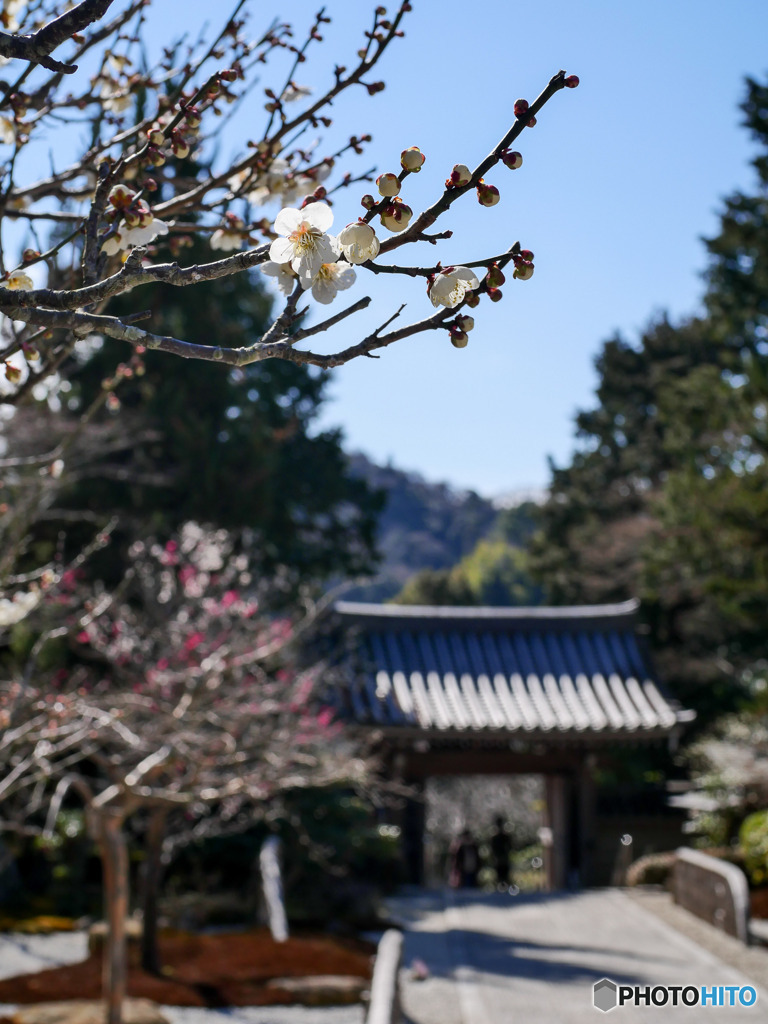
[102,217,169,255]
[337,221,380,265]
[429,267,480,308]
[1,0,27,32]
[6,269,33,290]
[94,75,133,114]
[231,158,302,207]
[281,84,312,103]
[0,117,16,145]
[0,588,40,628]
[269,203,337,281]
[210,216,246,252]
[309,262,356,304]
[260,260,297,296]
[230,158,331,208]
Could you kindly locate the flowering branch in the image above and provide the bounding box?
[0,0,579,395]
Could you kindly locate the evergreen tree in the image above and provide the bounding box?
[531,316,721,604]
[532,74,768,722]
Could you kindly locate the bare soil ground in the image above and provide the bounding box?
[0,930,374,1009]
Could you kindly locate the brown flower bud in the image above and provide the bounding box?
[486,263,505,288]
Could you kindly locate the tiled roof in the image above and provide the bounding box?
[333,601,692,741]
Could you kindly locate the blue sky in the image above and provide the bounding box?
[150,2,768,495]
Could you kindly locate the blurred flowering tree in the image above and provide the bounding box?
[0,0,578,392]
[0,521,362,1022]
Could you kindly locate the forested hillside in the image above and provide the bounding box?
[348,454,541,603]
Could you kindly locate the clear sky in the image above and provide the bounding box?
[152,1,768,497]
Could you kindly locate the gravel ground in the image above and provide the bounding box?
[0,932,364,1024]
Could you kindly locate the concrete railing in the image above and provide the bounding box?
[365,928,404,1024]
[673,847,750,944]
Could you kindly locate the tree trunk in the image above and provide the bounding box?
[97,809,129,1024]
[140,807,168,974]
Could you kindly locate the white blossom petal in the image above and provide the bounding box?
[261,261,296,296]
[332,264,356,292]
[303,202,334,234]
[311,276,338,304]
[273,207,303,235]
[269,237,296,264]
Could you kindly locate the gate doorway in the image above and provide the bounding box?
[424,774,545,890]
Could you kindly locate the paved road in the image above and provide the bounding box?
[388,888,767,1023]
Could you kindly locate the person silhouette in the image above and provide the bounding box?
[449,827,480,888]
[490,815,512,888]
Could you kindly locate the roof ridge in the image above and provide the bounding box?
[334,599,640,621]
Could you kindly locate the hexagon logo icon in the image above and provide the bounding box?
[593,978,618,1012]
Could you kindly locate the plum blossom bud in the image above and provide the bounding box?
[22,249,40,262]
[106,393,121,411]
[10,93,27,117]
[519,249,534,261]
[476,181,500,207]
[147,146,166,167]
[171,131,190,158]
[565,75,580,88]
[184,106,202,128]
[401,146,425,172]
[380,198,412,232]
[486,263,505,288]
[108,184,137,209]
[4,362,21,383]
[361,194,376,210]
[464,292,480,308]
[514,99,529,118]
[449,326,469,348]
[513,264,534,281]
[220,68,238,82]
[455,314,475,333]
[23,342,40,361]
[376,172,401,197]
[487,287,503,301]
[338,220,380,264]
[147,125,165,146]
[501,149,523,170]
[446,164,472,188]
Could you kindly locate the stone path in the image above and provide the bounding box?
[388,888,768,1023]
